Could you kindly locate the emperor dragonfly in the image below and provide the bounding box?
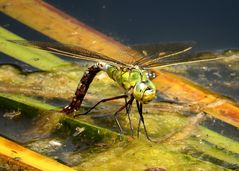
[10,40,226,140]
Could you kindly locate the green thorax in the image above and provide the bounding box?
[103,64,148,90]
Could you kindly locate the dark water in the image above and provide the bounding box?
[44,0,239,51]
[1,0,239,51]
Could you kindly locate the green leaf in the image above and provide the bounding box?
[0,26,73,71]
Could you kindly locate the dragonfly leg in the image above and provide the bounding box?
[114,96,134,134]
[125,96,134,136]
[74,94,128,117]
[136,101,141,138]
[136,100,151,141]
[61,63,101,114]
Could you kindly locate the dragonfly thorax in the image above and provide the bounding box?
[102,63,156,103]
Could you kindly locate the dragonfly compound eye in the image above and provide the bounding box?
[133,80,156,103]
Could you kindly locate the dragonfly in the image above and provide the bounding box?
[9,40,226,140]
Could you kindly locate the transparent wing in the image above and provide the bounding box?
[146,52,230,68]
[9,40,129,67]
[130,42,231,68]
[131,42,194,67]
[11,40,221,69]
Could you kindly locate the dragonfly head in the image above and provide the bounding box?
[133,80,156,104]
